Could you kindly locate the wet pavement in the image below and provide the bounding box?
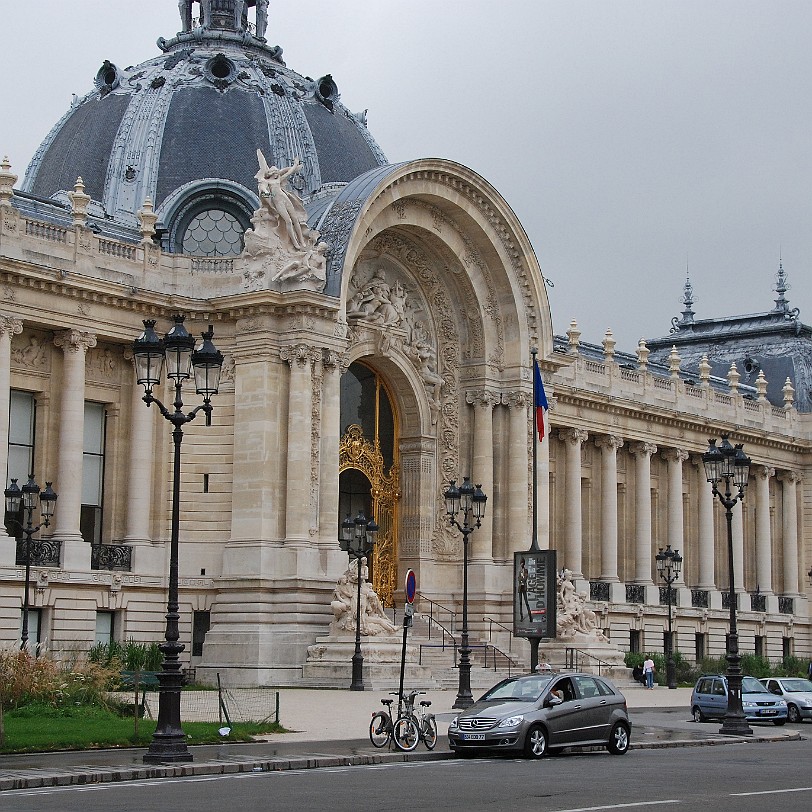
[0,688,805,792]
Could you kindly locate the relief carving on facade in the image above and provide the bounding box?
[348,234,461,559]
[11,333,48,370]
[87,345,118,381]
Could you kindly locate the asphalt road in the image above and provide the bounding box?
[2,725,810,812]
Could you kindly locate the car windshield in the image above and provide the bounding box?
[780,679,812,692]
[742,677,768,693]
[480,676,552,702]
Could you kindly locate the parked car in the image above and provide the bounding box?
[690,674,787,725]
[759,677,812,723]
[448,672,631,758]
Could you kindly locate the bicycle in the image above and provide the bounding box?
[369,690,438,751]
[405,690,438,751]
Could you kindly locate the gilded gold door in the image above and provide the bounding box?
[339,363,399,608]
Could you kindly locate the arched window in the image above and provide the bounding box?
[167,191,253,256]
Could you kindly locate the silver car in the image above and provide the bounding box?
[448,672,631,758]
[760,677,812,723]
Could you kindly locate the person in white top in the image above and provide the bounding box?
[643,656,656,689]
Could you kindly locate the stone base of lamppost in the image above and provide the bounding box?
[719,710,753,737]
[143,676,193,763]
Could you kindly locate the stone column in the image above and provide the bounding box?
[753,465,774,595]
[731,498,745,593]
[466,390,495,561]
[53,330,96,569]
[508,392,530,560]
[629,442,657,584]
[318,351,341,556]
[0,317,22,555]
[595,434,623,582]
[124,364,155,545]
[778,471,800,595]
[663,448,689,585]
[281,344,313,543]
[559,428,588,579]
[692,456,716,590]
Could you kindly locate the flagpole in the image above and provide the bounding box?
[530,347,539,553]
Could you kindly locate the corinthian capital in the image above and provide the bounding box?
[0,316,23,339]
[753,464,775,481]
[629,441,657,458]
[280,343,312,367]
[465,390,497,408]
[559,428,589,446]
[595,434,624,453]
[54,329,97,353]
[661,448,689,464]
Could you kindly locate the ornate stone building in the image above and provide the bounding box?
[0,0,808,683]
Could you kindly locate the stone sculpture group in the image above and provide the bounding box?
[330,558,397,637]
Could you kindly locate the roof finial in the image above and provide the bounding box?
[177,1,268,38]
[670,272,695,333]
[773,256,790,313]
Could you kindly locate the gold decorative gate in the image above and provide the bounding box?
[339,424,399,607]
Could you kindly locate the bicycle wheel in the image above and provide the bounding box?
[369,711,391,748]
[393,715,420,752]
[422,715,438,750]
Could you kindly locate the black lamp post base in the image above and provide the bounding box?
[719,715,753,737]
[350,652,365,691]
[453,660,474,709]
[143,742,193,763]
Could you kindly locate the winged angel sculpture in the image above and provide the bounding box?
[239,150,328,292]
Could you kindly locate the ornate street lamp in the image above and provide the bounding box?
[340,512,378,690]
[444,476,487,709]
[4,475,57,650]
[133,316,223,763]
[655,544,682,690]
[702,434,752,736]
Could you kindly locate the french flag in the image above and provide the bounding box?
[533,359,549,442]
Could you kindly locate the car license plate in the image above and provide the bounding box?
[462,733,485,741]
[760,709,777,715]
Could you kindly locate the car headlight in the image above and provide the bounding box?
[777,700,787,707]
[449,716,459,730]
[498,715,524,728]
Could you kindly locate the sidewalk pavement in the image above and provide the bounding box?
[0,685,803,792]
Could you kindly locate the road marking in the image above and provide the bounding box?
[731,787,812,797]
[548,803,681,812]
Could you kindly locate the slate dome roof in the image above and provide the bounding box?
[21,0,387,252]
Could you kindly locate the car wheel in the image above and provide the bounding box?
[787,704,801,724]
[607,721,630,755]
[524,724,548,759]
[692,706,707,723]
[773,719,787,726]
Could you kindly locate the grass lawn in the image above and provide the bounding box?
[1,703,284,754]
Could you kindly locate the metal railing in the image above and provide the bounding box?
[417,592,457,635]
[482,616,513,652]
[564,647,614,675]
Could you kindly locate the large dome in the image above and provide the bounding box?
[21,0,387,254]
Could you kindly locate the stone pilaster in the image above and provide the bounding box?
[0,316,22,558]
[778,470,801,596]
[318,350,342,558]
[558,428,589,579]
[753,465,774,595]
[53,329,96,569]
[466,390,496,562]
[629,442,657,586]
[595,435,623,583]
[662,448,689,586]
[691,455,716,591]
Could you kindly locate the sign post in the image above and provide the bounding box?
[513,550,557,671]
[398,569,416,710]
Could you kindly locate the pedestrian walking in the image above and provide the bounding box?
[643,655,655,689]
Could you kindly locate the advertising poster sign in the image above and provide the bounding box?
[513,550,557,639]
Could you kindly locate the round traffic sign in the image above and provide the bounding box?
[405,569,416,603]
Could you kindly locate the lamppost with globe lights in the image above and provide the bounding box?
[132,315,224,764]
[655,544,682,690]
[702,434,753,736]
[444,477,487,709]
[4,475,57,650]
[340,512,379,691]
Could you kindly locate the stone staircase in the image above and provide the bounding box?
[407,613,526,692]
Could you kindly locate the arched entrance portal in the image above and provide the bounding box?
[339,362,399,608]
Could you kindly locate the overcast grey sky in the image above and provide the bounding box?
[3,1,811,351]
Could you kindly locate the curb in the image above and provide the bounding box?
[0,731,802,792]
